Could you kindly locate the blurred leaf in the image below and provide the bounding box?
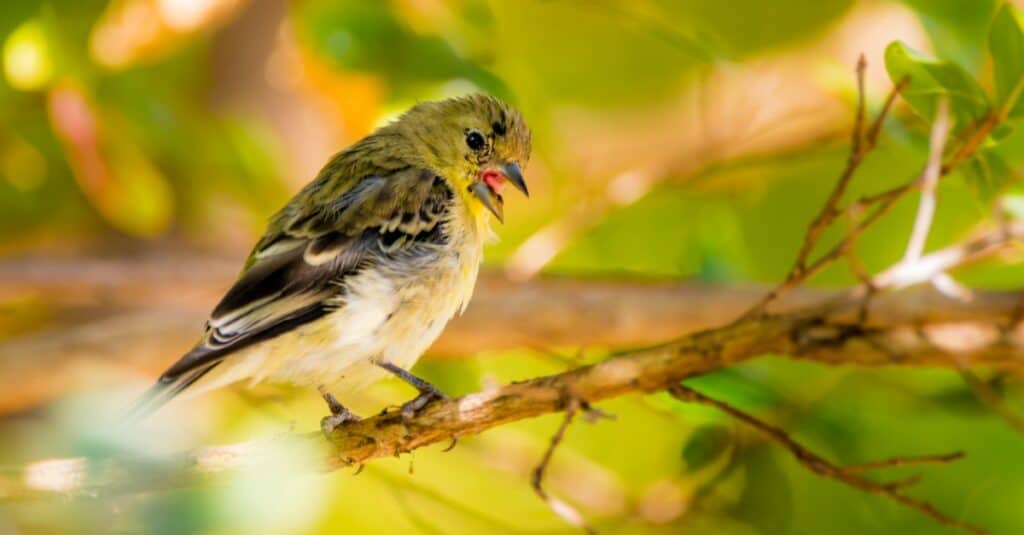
[733,447,794,534]
[101,142,175,237]
[989,4,1024,117]
[488,1,708,107]
[1004,192,1024,220]
[884,40,989,125]
[683,424,733,473]
[900,0,997,71]
[671,0,853,58]
[2,18,52,91]
[295,1,504,99]
[961,149,1010,203]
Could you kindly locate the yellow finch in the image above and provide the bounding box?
[131,94,531,429]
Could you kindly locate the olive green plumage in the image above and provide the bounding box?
[130,94,531,420]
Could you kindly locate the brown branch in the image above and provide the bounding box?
[744,70,907,318]
[4,247,1024,504]
[958,370,1024,433]
[838,451,965,474]
[530,400,594,534]
[668,385,982,534]
[0,58,1018,535]
[5,263,1023,416]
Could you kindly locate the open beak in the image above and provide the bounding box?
[500,162,528,197]
[471,181,504,223]
[472,161,527,223]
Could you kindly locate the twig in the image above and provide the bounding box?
[871,222,1023,291]
[762,149,1022,311]
[903,98,951,263]
[838,451,965,474]
[530,402,594,534]
[743,68,906,318]
[668,385,984,535]
[1,224,1022,512]
[959,370,1024,433]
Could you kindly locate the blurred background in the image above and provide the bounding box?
[2,0,1024,533]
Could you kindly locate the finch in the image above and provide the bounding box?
[130,94,531,429]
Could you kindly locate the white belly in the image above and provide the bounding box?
[185,241,482,398]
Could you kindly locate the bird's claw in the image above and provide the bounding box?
[319,389,361,436]
[321,409,361,436]
[399,387,448,421]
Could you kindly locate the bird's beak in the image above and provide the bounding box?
[499,162,528,197]
[473,161,527,224]
[471,181,504,223]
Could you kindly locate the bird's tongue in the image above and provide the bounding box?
[482,170,505,194]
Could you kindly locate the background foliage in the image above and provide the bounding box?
[2,1,1024,534]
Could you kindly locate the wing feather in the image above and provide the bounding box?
[129,166,453,419]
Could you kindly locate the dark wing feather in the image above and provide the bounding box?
[127,166,452,421]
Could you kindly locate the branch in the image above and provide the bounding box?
[668,385,981,534]
[4,236,1024,504]
[958,370,1024,433]
[902,97,951,263]
[530,400,595,533]
[3,59,1021,535]
[744,71,908,317]
[4,265,1021,414]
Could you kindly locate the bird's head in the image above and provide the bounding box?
[393,94,532,223]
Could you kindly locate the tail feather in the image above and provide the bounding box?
[122,361,221,424]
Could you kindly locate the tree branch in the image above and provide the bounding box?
[668,385,980,534]
[3,59,1022,535]
[530,400,595,534]
[3,257,1023,415]
[4,248,1024,504]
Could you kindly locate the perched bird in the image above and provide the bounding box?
[130,94,531,430]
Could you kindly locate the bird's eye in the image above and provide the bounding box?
[466,131,486,151]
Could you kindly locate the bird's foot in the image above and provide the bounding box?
[319,388,361,436]
[375,360,451,421]
[399,384,448,421]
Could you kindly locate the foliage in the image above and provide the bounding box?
[3,1,1024,534]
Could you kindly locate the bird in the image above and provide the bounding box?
[129,94,531,431]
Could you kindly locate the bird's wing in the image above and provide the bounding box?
[129,166,452,419]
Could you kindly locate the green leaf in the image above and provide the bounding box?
[962,149,1011,202]
[884,40,989,125]
[682,424,733,473]
[899,0,997,72]
[990,4,1024,117]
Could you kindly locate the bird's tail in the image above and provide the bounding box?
[121,361,221,424]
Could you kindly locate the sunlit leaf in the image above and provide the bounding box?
[2,18,52,91]
[989,4,1024,117]
[884,40,989,125]
[1004,193,1024,220]
[899,0,997,71]
[962,149,1011,203]
[295,1,505,100]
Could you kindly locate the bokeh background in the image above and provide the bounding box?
[2,0,1024,533]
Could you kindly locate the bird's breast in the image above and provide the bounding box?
[246,226,485,388]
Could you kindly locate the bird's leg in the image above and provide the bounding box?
[376,361,449,420]
[318,385,361,435]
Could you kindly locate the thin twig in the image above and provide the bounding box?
[530,402,594,534]
[871,222,1023,291]
[669,385,984,535]
[959,370,1024,433]
[838,451,965,474]
[2,225,1023,510]
[744,67,905,318]
[750,87,1015,320]
[903,98,952,263]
